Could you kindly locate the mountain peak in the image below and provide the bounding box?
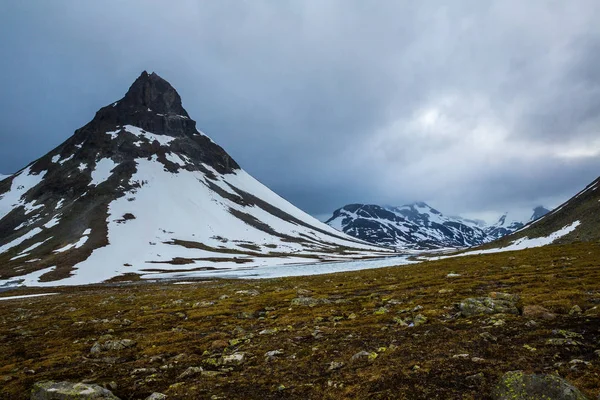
[87,71,197,137]
[530,205,550,222]
[120,71,189,117]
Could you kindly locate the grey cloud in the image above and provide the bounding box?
[1,1,599,221]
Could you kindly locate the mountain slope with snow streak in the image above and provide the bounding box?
[484,176,600,249]
[0,72,390,286]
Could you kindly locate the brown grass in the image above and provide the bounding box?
[1,241,599,399]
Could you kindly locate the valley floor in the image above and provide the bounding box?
[1,242,600,399]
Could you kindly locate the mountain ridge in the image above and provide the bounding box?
[326,202,549,249]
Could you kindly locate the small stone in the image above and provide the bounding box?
[584,306,599,316]
[546,338,582,346]
[525,320,538,328]
[259,328,278,335]
[522,305,556,320]
[235,289,260,296]
[411,314,427,327]
[177,366,203,379]
[373,307,389,315]
[351,351,378,362]
[264,349,284,361]
[452,354,470,359]
[328,361,344,371]
[569,359,591,368]
[471,357,485,363]
[131,368,157,375]
[523,344,537,352]
[569,305,582,315]
[479,332,497,342]
[145,393,167,400]
[219,295,230,300]
[221,352,245,366]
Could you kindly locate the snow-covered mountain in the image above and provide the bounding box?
[326,202,550,249]
[483,213,525,241]
[326,202,488,249]
[0,71,390,286]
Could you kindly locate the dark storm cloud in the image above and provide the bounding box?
[1,1,599,222]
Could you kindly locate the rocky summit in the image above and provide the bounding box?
[0,72,389,287]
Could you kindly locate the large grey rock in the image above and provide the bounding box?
[290,297,330,307]
[145,394,167,400]
[31,381,120,400]
[459,292,520,317]
[492,371,588,400]
[90,339,136,354]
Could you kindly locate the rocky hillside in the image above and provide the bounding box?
[326,202,548,249]
[0,72,389,287]
[482,177,600,249]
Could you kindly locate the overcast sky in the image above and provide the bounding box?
[1,1,600,223]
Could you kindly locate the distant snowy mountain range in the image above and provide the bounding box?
[325,202,550,249]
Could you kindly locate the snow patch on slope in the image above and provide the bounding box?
[454,221,581,257]
[54,230,91,253]
[91,158,118,186]
[0,166,46,221]
[0,228,43,254]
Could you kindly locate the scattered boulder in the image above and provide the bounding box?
[235,289,260,296]
[264,349,284,361]
[351,351,378,362]
[479,332,497,342]
[91,339,136,354]
[290,297,330,307]
[177,366,203,379]
[584,306,599,316]
[522,305,556,320]
[221,352,246,366]
[31,381,120,399]
[458,292,520,317]
[492,371,588,400]
[145,394,167,400]
[328,361,344,371]
[569,305,582,315]
[411,314,427,327]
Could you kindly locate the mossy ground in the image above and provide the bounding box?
[1,242,600,399]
